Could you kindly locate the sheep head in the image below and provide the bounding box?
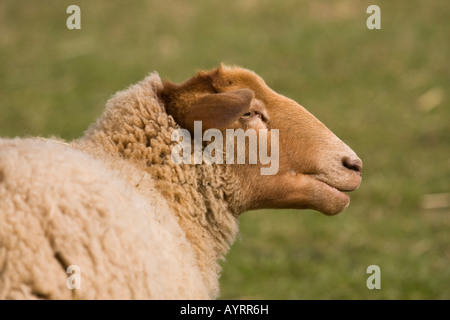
[160,64,362,215]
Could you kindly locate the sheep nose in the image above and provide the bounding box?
[342,156,362,174]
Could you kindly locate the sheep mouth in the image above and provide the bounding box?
[312,173,362,193]
[319,180,359,193]
[315,178,351,199]
[306,176,355,215]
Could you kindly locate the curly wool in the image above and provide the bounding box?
[0,138,207,299]
[73,73,240,298]
[0,73,241,299]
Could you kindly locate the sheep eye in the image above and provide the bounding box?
[241,112,253,119]
[241,111,265,121]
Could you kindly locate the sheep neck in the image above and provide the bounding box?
[72,73,241,297]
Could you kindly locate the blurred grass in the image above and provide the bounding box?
[0,0,449,299]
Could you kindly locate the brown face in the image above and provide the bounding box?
[160,64,362,215]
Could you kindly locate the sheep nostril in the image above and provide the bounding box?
[342,156,362,174]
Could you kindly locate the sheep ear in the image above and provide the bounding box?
[184,89,254,133]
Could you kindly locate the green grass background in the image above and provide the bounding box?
[1,0,449,299]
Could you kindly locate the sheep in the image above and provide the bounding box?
[0,64,362,299]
